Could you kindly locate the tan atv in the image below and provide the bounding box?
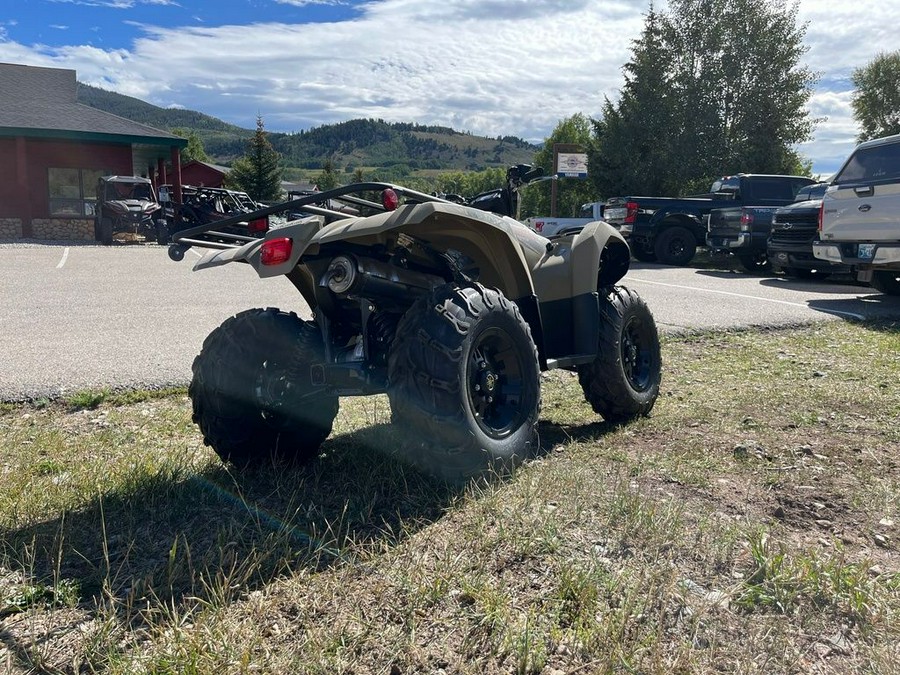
[168,166,662,481]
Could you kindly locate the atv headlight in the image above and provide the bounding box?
[325,255,357,294]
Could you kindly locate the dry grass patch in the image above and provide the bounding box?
[0,320,898,673]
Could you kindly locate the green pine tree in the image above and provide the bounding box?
[592,0,817,196]
[228,116,283,202]
[316,159,339,191]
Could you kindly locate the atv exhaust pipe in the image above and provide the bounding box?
[322,255,443,299]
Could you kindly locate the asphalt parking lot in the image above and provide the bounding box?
[1,242,897,401]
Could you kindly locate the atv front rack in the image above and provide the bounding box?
[168,182,452,259]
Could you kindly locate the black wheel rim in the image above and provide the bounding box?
[621,316,654,391]
[467,327,526,439]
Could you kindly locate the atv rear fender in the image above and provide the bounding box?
[195,203,538,300]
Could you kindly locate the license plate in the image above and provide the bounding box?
[858,243,876,259]
[605,207,626,221]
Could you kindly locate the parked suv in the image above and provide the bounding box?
[813,133,900,295]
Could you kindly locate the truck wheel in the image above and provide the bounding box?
[738,252,771,273]
[99,217,113,245]
[190,308,338,469]
[654,226,697,265]
[871,271,900,296]
[578,286,661,423]
[155,219,170,245]
[387,283,541,482]
[630,245,657,263]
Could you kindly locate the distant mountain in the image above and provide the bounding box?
[76,83,539,175]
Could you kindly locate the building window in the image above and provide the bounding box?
[48,168,107,217]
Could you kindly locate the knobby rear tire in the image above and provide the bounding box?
[190,308,338,469]
[387,283,541,482]
[578,286,661,423]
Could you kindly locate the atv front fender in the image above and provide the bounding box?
[530,220,631,366]
[530,220,630,303]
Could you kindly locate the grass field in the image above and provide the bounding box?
[1,320,898,674]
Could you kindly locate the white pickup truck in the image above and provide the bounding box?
[525,201,605,237]
[813,133,900,295]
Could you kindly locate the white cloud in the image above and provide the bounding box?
[1,0,896,174]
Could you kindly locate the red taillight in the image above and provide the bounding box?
[382,188,400,211]
[248,216,268,233]
[740,211,754,227]
[817,202,824,232]
[534,220,544,232]
[260,237,293,266]
[625,201,639,224]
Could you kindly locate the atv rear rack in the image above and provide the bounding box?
[168,182,451,258]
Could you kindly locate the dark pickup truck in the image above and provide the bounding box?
[605,174,817,265]
[706,178,819,271]
[768,183,848,279]
[707,206,782,271]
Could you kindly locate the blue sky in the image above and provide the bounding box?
[2,0,897,176]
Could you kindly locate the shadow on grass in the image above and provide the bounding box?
[537,418,610,450]
[0,423,463,651]
[0,409,627,669]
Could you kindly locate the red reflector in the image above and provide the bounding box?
[382,188,400,211]
[249,217,268,233]
[260,237,293,266]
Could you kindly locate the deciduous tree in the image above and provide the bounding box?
[171,128,209,163]
[519,113,595,219]
[851,51,900,142]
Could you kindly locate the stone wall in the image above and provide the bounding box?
[0,218,23,239]
[31,218,95,241]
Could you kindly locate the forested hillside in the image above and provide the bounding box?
[76,83,538,175]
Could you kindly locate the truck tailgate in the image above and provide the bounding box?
[821,182,900,241]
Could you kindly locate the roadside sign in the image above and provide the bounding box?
[556,152,588,178]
